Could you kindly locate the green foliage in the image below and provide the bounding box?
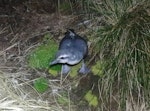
[28,34,61,75]
[91,60,105,77]
[69,62,82,78]
[48,65,61,77]
[84,90,98,107]
[33,77,49,93]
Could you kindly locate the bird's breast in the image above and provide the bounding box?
[59,37,88,57]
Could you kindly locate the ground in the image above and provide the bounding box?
[0,2,95,111]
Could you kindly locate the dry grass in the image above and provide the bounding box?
[0,67,76,111]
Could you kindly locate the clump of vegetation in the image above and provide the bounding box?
[28,34,61,76]
[33,77,49,93]
[69,62,82,78]
[91,60,106,77]
[89,0,150,110]
[84,90,98,107]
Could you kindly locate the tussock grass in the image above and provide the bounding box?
[90,0,150,110]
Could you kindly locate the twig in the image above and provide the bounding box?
[0,43,18,56]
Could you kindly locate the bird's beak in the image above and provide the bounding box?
[49,59,58,66]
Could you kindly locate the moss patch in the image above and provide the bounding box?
[69,62,82,78]
[84,90,98,107]
[91,60,105,77]
[28,34,61,75]
[33,77,49,93]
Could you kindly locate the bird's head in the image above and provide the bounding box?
[50,49,83,66]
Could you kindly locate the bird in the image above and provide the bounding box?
[50,29,90,74]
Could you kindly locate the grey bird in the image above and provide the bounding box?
[50,29,90,74]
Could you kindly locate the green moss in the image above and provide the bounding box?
[91,61,105,77]
[48,65,61,77]
[33,77,49,93]
[69,62,82,78]
[84,90,98,107]
[28,33,61,75]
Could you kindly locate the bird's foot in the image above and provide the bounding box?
[61,64,71,74]
[78,62,90,74]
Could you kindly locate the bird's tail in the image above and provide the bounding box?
[65,28,76,38]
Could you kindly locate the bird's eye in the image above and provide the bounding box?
[59,56,67,59]
[60,57,65,59]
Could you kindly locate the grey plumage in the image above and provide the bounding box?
[50,29,89,74]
